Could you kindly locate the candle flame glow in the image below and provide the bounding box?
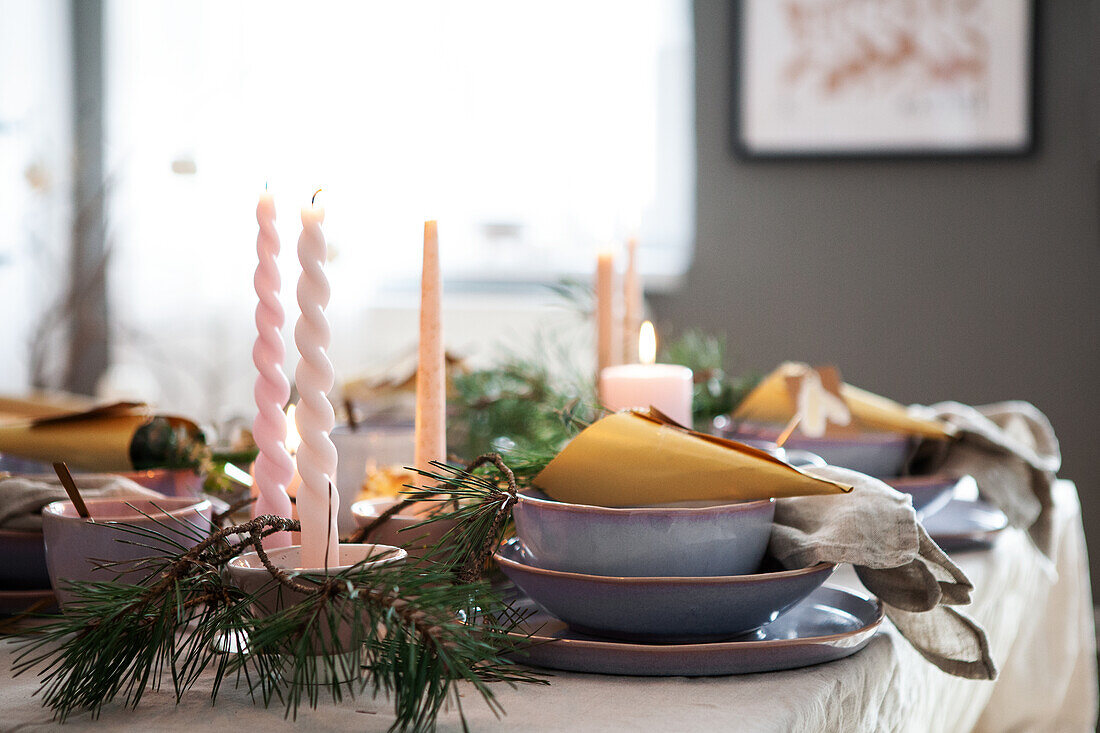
[285,402,302,454]
[639,321,657,365]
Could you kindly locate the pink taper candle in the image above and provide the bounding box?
[415,220,446,471]
[251,192,294,548]
[293,198,339,569]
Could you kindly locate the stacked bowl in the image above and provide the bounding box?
[719,420,958,520]
[495,490,835,643]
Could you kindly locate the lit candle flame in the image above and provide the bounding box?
[639,321,657,365]
[285,402,302,454]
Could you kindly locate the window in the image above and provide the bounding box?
[100,0,694,419]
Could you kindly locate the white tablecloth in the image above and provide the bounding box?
[2,481,1095,732]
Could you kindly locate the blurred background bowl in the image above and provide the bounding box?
[350,498,457,564]
[721,421,914,478]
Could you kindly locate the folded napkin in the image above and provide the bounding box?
[733,362,955,440]
[911,401,1061,558]
[534,409,851,506]
[0,474,162,531]
[770,465,996,680]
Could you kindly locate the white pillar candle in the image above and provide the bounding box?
[600,321,694,428]
[251,192,294,548]
[293,198,339,569]
[415,220,446,471]
[621,237,642,365]
[595,249,621,375]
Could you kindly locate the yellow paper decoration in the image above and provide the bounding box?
[534,409,851,507]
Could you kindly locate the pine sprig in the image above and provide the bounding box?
[12,510,543,731]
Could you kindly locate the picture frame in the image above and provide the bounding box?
[730,0,1038,159]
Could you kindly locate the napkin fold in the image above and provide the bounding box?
[0,474,162,531]
[0,402,201,472]
[733,362,955,440]
[770,465,996,680]
[534,409,851,506]
[911,401,1061,558]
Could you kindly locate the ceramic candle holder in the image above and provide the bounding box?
[41,497,213,610]
[226,543,407,683]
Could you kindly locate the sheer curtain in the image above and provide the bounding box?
[0,0,72,393]
[102,0,695,422]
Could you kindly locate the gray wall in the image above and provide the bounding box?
[655,1,1100,590]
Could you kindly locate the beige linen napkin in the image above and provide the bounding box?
[910,401,1060,558]
[0,474,162,531]
[770,465,996,680]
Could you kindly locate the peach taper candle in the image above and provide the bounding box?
[293,194,339,569]
[622,237,642,364]
[250,192,294,548]
[415,220,446,471]
[595,249,621,377]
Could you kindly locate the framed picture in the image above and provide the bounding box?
[731,0,1037,158]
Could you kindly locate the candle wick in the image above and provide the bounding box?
[312,188,322,206]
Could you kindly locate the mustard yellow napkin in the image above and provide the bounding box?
[734,362,955,440]
[0,403,199,472]
[533,409,851,506]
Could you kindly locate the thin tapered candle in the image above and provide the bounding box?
[622,237,642,364]
[415,220,446,471]
[251,192,294,547]
[596,249,621,376]
[294,196,339,569]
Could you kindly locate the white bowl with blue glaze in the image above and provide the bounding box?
[495,539,834,642]
[514,490,775,577]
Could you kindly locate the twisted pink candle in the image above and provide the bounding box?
[251,193,294,548]
[294,202,339,569]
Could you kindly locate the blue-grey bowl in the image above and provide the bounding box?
[884,474,961,519]
[723,421,914,478]
[495,538,835,642]
[513,490,775,577]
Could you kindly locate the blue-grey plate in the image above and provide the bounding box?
[495,538,835,642]
[924,497,1008,552]
[502,585,883,676]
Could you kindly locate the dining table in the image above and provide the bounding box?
[1,480,1095,732]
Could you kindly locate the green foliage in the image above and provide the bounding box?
[660,330,761,430]
[129,416,258,495]
[12,508,542,731]
[448,350,596,465]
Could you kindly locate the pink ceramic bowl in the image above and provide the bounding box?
[41,497,212,610]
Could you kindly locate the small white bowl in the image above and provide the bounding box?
[350,498,457,562]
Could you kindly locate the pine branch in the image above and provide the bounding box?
[12,511,543,731]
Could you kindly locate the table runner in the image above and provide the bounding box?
[1,481,1094,732]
